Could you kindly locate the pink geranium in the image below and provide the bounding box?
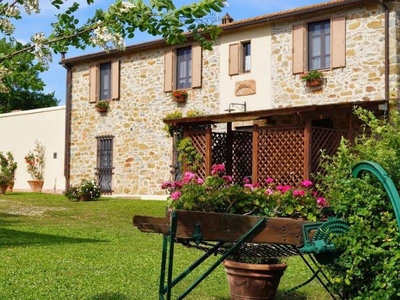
[170,191,181,200]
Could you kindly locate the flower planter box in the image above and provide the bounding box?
[134,210,312,246]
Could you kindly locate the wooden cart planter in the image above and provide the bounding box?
[133,210,335,300]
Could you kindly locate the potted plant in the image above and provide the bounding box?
[300,70,324,87]
[162,164,328,299]
[171,90,188,103]
[95,100,109,112]
[0,151,17,195]
[25,140,45,192]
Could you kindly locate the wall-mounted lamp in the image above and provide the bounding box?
[224,102,247,113]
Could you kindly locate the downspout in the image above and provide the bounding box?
[60,52,72,190]
[381,0,389,110]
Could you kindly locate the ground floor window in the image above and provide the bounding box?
[96,135,114,194]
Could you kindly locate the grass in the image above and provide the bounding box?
[0,193,332,299]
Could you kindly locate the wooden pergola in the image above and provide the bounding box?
[164,100,387,186]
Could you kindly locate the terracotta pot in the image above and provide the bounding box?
[27,180,44,192]
[173,96,187,103]
[0,184,8,195]
[305,79,322,87]
[223,260,287,300]
[96,107,108,112]
[7,181,14,192]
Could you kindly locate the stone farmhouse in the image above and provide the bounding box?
[61,0,396,198]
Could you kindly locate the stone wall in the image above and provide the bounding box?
[69,40,221,197]
[271,3,388,108]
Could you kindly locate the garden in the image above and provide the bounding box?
[0,193,329,299]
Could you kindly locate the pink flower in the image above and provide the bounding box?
[244,183,254,189]
[182,172,196,183]
[161,181,172,189]
[211,164,225,175]
[317,197,328,207]
[292,189,305,197]
[265,188,274,195]
[172,181,183,189]
[265,177,274,184]
[277,185,292,194]
[301,180,313,188]
[170,191,181,200]
[222,175,232,184]
[197,178,204,184]
[243,177,251,184]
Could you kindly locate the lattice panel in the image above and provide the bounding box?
[232,131,252,183]
[186,131,207,179]
[211,132,227,165]
[257,127,304,186]
[311,127,346,179]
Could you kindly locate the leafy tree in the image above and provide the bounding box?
[0,0,225,92]
[0,38,59,113]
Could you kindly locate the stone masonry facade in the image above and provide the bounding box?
[69,39,221,196]
[270,2,398,109]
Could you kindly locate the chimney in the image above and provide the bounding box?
[221,13,234,25]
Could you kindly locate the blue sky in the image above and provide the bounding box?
[12,0,323,105]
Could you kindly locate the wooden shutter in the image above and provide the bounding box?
[89,64,98,103]
[331,16,346,69]
[229,43,239,76]
[164,50,173,92]
[191,44,202,88]
[292,24,305,74]
[111,60,120,100]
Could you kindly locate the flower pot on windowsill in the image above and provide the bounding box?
[305,78,323,87]
[172,90,188,103]
[96,107,108,113]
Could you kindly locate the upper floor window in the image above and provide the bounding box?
[176,47,192,90]
[229,41,251,76]
[293,16,345,74]
[164,44,202,92]
[308,20,330,70]
[99,62,111,100]
[89,60,120,103]
[242,42,251,72]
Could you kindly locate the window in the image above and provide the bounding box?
[229,41,251,75]
[308,20,330,70]
[99,62,111,100]
[89,60,120,103]
[96,135,114,194]
[164,44,202,92]
[242,42,251,72]
[292,16,345,74]
[176,47,192,90]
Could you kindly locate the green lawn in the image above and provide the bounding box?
[0,193,331,299]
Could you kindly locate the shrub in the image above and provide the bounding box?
[0,151,17,185]
[318,107,400,299]
[64,179,101,201]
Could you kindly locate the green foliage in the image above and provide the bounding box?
[95,100,109,109]
[300,70,323,82]
[64,178,101,201]
[318,107,400,299]
[0,38,60,113]
[163,110,183,137]
[0,151,17,184]
[177,137,204,172]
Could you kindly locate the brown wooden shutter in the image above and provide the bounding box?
[164,50,173,92]
[292,24,305,74]
[229,43,239,76]
[191,44,202,88]
[331,16,346,69]
[111,60,120,100]
[89,64,98,103]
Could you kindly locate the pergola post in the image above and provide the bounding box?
[303,119,312,180]
[252,124,259,183]
[226,122,233,175]
[205,127,212,176]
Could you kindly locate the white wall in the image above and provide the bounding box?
[0,106,66,193]
[220,25,273,113]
